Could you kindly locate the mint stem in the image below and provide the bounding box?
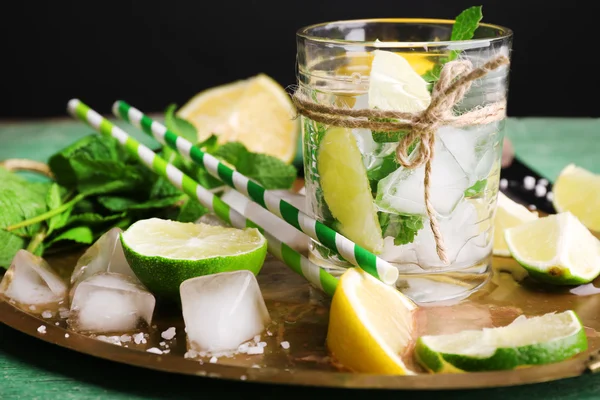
[26,228,46,254]
[5,193,87,232]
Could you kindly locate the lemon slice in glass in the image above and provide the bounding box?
[504,212,600,285]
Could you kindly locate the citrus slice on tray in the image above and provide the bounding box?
[120,218,268,300]
[177,74,298,163]
[415,310,588,373]
[493,192,539,256]
[552,164,600,232]
[504,212,600,285]
[317,127,384,253]
[327,267,417,374]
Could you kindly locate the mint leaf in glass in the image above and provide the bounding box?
[379,212,424,245]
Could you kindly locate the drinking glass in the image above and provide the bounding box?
[296,19,513,302]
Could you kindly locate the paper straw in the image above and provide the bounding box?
[67,99,338,297]
[112,100,399,285]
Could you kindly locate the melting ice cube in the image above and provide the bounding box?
[180,270,271,354]
[221,189,309,252]
[413,200,492,268]
[70,228,137,293]
[0,250,67,307]
[376,138,470,217]
[68,272,155,334]
[438,124,500,186]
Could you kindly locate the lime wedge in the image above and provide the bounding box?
[553,164,600,232]
[318,127,384,253]
[121,218,268,300]
[504,212,600,285]
[368,50,431,113]
[493,192,539,257]
[416,310,588,373]
[327,268,416,374]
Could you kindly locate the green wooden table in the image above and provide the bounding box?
[1,117,600,399]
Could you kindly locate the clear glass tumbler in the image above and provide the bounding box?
[296,19,513,303]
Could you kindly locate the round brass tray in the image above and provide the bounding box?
[1,252,600,390]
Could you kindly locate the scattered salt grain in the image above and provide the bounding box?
[120,335,132,343]
[65,333,70,338]
[266,331,273,336]
[524,176,536,190]
[42,310,53,318]
[147,347,163,355]
[534,185,547,197]
[184,350,198,359]
[253,335,260,344]
[133,332,147,345]
[528,204,537,211]
[247,346,264,355]
[499,178,508,190]
[97,335,122,346]
[546,191,554,202]
[159,341,166,347]
[29,305,37,311]
[165,344,169,349]
[209,356,218,363]
[163,349,170,354]
[280,341,290,350]
[37,325,46,334]
[59,308,70,319]
[538,178,549,186]
[55,322,60,326]
[258,342,267,348]
[251,364,260,368]
[161,327,176,340]
[240,375,247,381]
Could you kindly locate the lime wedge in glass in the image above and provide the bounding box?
[416,310,588,373]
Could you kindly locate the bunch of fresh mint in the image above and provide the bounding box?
[0,106,297,269]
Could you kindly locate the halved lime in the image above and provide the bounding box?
[416,310,588,373]
[121,218,268,300]
[504,212,600,285]
[318,127,384,253]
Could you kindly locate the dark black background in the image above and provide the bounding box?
[1,0,598,118]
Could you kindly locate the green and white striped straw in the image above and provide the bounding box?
[112,100,399,286]
[67,99,338,297]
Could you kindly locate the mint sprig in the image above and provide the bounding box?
[379,212,424,246]
[422,5,483,83]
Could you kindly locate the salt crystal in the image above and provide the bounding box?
[163,349,170,354]
[65,333,70,338]
[499,178,508,190]
[120,335,132,343]
[240,375,247,381]
[41,310,52,318]
[54,322,59,326]
[238,343,250,353]
[133,332,146,345]
[97,335,122,346]
[538,178,549,186]
[29,305,36,311]
[280,341,290,350]
[37,325,46,334]
[523,176,536,190]
[165,344,169,349]
[209,356,218,363]
[161,327,176,340]
[184,350,198,359]
[147,347,163,355]
[258,342,267,348]
[247,346,264,355]
[59,308,70,319]
[528,204,537,211]
[251,364,260,368]
[253,335,260,344]
[534,185,547,197]
[546,191,554,202]
[159,341,166,347]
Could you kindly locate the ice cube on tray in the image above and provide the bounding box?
[68,272,155,334]
[0,249,67,308]
[70,228,137,294]
[180,270,271,354]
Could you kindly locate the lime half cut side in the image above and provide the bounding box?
[416,310,588,373]
[317,127,384,254]
[120,218,268,300]
[504,212,600,285]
